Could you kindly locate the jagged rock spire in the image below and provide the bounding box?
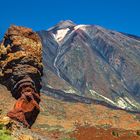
[0,25,43,127]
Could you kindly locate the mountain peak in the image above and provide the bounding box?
[48,20,76,31]
[39,22,140,112]
[58,20,75,25]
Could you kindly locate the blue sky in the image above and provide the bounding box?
[0,0,140,39]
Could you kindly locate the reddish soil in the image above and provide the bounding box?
[70,126,140,140]
[1,85,140,139]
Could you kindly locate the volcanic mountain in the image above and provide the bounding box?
[0,20,140,139]
[38,20,140,112]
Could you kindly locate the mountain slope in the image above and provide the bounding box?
[38,20,140,112]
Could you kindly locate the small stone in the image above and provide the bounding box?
[0,116,11,125]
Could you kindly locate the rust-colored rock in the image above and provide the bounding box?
[7,86,40,127]
[0,25,43,127]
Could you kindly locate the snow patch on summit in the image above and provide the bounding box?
[74,25,87,31]
[53,28,70,43]
[53,25,88,43]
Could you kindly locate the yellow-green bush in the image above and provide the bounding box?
[0,123,12,140]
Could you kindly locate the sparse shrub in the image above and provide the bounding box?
[112,131,119,137]
[83,120,91,127]
[0,109,2,114]
[73,120,81,128]
[60,138,76,140]
[0,124,4,130]
[0,125,12,140]
[84,121,90,127]
[136,130,140,136]
[100,124,112,129]
[0,132,12,140]
[134,115,140,122]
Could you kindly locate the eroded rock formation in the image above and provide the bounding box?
[0,25,43,127]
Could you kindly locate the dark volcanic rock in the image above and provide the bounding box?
[0,25,43,127]
[38,21,140,112]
